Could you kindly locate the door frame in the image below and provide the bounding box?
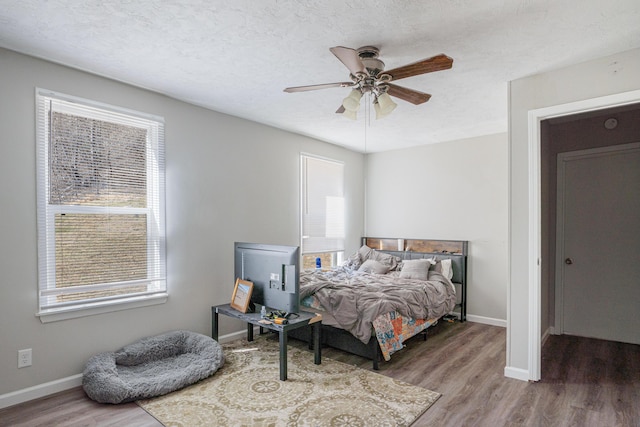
[554,143,640,335]
[526,89,640,381]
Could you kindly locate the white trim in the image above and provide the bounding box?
[36,87,164,123]
[0,314,508,409]
[527,108,542,381]
[453,312,507,328]
[526,89,640,382]
[0,374,83,410]
[466,314,507,328]
[505,81,513,382]
[35,88,167,319]
[299,153,345,256]
[0,327,248,410]
[37,293,168,323]
[215,328,255,344]
[504,366,530,382]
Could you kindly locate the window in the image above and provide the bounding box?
[36,89,166,322]
[300,154,345,269]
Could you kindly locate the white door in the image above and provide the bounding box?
[556,143,640,345]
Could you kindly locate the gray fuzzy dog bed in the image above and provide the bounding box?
[82,330,224,404]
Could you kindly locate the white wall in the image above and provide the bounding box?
[0,48,365,399]
[365,133,509,323]
[507,47,640,375]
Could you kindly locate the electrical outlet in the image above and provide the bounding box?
[18,349,32,368]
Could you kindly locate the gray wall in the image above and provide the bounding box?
[0,48,365,396]
[8,43,635,397]
[508,47,640,374]
[365,133,509,323]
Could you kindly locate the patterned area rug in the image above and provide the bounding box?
[137,335,440,426]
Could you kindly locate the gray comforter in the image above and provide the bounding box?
[300,267,456,344]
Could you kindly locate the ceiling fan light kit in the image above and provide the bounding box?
[284,45,453,120]
[342,109,358,121]
[375,93,397,119]
[342,89,363,112]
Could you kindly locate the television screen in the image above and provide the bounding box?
[234,242,300,313]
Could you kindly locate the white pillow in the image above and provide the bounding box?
[434,258,454,280]
[358,259,391,274]
[399,258,434,280]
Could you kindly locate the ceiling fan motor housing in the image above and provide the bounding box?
[357,46,385,75]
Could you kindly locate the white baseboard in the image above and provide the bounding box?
[454,312,506,328]
[0,329,257,410]
[1,318,508,410]
[504,366,530,382]
[0,374,83,410]
[217,328,257,343]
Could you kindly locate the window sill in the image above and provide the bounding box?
[36,293,168,323]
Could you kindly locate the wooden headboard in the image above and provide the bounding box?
[362,237,467,255]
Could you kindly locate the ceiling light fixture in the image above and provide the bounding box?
[339,71,397,120]
[373,92,397,119]
[342,108,358,121]
[342,89,362,112]
[284,45,453,122]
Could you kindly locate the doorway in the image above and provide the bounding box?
[526,90,640,381]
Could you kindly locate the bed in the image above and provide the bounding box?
[289,237,468,369]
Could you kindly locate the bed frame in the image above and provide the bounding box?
[290,237,468,370]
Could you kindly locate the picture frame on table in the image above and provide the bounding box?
[230,278,253,313]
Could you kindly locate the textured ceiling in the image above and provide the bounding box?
[1,1,639,152]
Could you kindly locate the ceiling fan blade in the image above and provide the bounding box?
[284,82,354,93]
[386,84,432,105]
[384,54,453,81]
[335,105,345,114]
[330,46,368,76]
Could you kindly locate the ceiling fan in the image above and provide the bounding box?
[284,46,453,119]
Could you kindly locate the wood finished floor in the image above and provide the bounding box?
[1,321,638,426]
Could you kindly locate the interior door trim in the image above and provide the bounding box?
[520,88,640,383]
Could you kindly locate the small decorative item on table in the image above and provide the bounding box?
[230,278,253,313]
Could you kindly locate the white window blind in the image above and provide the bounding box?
[301,154,345,254]
[36,89,166,319]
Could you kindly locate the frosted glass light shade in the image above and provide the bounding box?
[342,90,362,112]
[342,109,357,120]
[376,93,397,118]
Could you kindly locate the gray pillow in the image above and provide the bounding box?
[358,245,373,262]
[344,250,362,270]
[343,245,374,270]
[399,259,434,280]
[358,259,391,274]
[370,250,401,271]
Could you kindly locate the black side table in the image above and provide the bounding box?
[211,303,322,381]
